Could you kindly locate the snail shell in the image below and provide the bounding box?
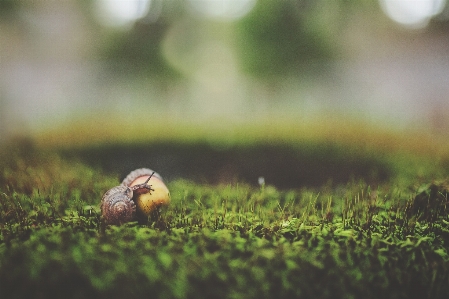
[121,168,170,218]
[122,168,162,187]
[101,185,136,225]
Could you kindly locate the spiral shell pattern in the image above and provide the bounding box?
[101,185,136,225]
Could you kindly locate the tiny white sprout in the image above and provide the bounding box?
[281,218,299,228]
[258,176,265,187]
[281,220,291,228]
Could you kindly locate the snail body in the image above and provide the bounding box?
[101,168,170,225]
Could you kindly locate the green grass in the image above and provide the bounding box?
[1,119,449,299]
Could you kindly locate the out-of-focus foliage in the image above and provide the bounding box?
[98,21,181,78]
[235,0,338,78]
[87,0,183,79]
[234,0,387,78]
[88,0,381,80]
[0,0,17,15]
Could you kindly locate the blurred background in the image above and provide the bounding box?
[1,0,449,140]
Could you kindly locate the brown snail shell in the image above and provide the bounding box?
[101,185,136,225]
[121,168,170,218]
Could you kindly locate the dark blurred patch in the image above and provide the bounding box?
[408,182,449,222]
[236,0,336,78]
[0,0,18,16]
[99,16,181,79]
[58,141,391,189]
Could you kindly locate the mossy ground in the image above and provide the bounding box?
[1,119,449,299]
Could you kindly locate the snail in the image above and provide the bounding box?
[101,168,170,225]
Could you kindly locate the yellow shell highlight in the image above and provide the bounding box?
[129,175,170,216]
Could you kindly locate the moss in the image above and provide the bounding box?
[1,127,449,298]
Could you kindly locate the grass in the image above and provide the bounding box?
[1,118,449,299]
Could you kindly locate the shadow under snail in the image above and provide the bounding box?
[101,168,171,225]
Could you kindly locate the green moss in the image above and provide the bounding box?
[1,131,449,298]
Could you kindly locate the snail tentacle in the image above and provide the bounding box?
[130,171,155,193]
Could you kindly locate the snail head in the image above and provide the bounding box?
[130,171,155,195]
